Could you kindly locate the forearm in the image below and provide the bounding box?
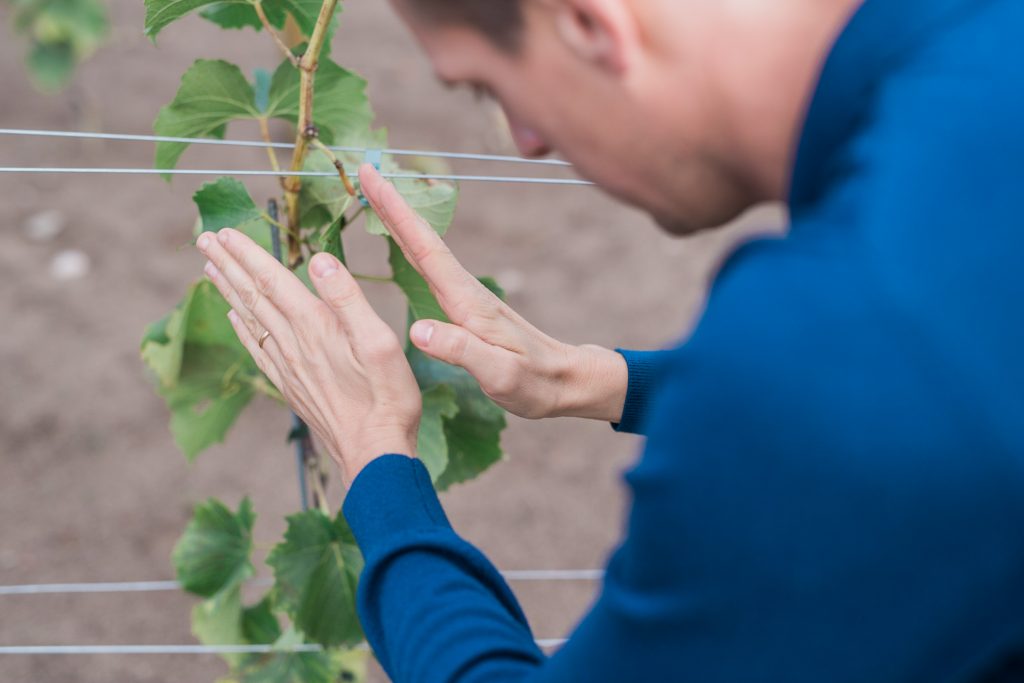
[344,455,545,682]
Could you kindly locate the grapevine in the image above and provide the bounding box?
[138,1,508,680]
[5,0,108,91]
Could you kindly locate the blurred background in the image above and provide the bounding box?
[0,0,783,680]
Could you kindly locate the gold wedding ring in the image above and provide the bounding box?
[258,330,271,349]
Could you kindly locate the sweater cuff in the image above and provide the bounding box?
[342,454,452,557]
[611,349,662,435]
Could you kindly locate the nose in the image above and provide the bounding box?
[507,116,552,158]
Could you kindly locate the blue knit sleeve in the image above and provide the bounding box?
[611,349,670,435]
[343,455,545,682]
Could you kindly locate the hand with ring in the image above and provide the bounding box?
[196,226,422,488]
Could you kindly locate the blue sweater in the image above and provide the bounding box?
[342,0,1024,680]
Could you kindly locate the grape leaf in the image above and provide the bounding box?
[387,246,508,488]
[318,216,346,264]
[199,0,337,42]
[154,59,259,172]
[365,176,458,237]
[267,510,364,647]
[265,57,373,145]
[387,239,445,321]
[141,279,261,459]
[194,177,266,233]
[417,385,459,482]
[16,0,108,91]
[235,629,339,683]
[298,154,354,229]
[173,497,255,598]
[144,0,247,40]
[409,345,507,490]
[191,585,248,667]
[242,595,283,645]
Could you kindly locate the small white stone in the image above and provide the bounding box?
[23,209,67,242]
[50,249,91,281]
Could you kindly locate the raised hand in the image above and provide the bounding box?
[360,164,628,423]
[197,227,422,487]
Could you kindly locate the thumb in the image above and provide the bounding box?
[410,320,498,373]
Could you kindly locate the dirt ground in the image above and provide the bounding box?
[0,2,783,680]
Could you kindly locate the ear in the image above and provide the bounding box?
[553,0,639,75]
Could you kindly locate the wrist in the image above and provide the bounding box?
[330,424,417,488]
[556,344,628,422]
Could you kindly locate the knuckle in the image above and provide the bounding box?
[487,370,519,400]
[239,285,261,311]
[446,330,470,364]
[277,344,300,368]
[323,284,360,311]
[362,332,401,363]
[254,268,276,298]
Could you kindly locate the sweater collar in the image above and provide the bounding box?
[788,0,994,212]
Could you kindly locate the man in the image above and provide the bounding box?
[195,0,1024,680]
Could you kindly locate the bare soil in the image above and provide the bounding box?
[0,2,783,680]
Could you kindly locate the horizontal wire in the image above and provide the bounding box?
[0,571,603,596]
[0,128,573,168]
[0,167,594,185]
[0,639,567,655]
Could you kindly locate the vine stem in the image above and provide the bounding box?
[257,117,282,177]
[253,0,299,67]
[311,138,358,197]
[282,0,340,267]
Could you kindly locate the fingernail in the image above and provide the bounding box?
[204,261,219,279]
[311,253,339,278]
[411,321,434,346]
[197,233,210,251]
[218,229,230,245]
[227,309,239,324]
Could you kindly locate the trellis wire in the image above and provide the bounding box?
[0,571,603,596]
[0,167,593,185]
[0,639,568,655]
[0,128,573,168]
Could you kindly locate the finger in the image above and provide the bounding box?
[359,164,489,320]
[197,230,297,344]
[202,253,295,352]
[410,319,515,386]
[211,228,317,324]
[308,252,382,334]
[226,308,284,389]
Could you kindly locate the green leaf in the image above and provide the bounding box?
[265,57,373,145]
[242,595,282,645]
[365,176,458,237]
[199,0,338,43]
[173,497,255,598]
[154,59,259,172]
[417,385,459,482]
[192,585,247,667]
[267,510,363,648]
[16,0,107,91]
[235,629,338,683]
[194,177,265,233]
[144,0,247,39]
[141,280,261,459]
[26,41,74,91]
[298,153,354,229]
[318,216,346,264]
[387,242,508,487]
[387,239,445,321]
[409,344,507,490]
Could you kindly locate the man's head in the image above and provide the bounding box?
[392,0,861,234]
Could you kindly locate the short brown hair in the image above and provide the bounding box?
[406,0,523,51]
